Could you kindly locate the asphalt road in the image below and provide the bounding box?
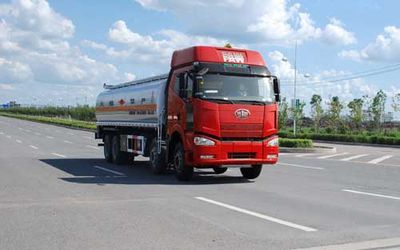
[1,115,400,250]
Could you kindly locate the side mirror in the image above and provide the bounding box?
[273,77,281,102]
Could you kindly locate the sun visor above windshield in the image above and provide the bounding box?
[195,62,271,76]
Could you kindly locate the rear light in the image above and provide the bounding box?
[267,136,279,147]
[194,137,215,146]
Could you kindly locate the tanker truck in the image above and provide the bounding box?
[95,46,280,181]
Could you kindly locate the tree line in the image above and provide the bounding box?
[279,90,400,136]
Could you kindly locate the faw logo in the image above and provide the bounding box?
[234,109,250,119]
[221,51,245,63]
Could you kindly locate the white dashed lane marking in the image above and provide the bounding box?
[340,154,368,161]
[367,155,393,164]
[51,153,66,158]
[85,145,99,150]
[195,197,317,232]
[278,162,324,170]
[63,140,72,144]
[16,139,22,144]
[46,136,54,139]
[342,189,400,201]
[317,152,349,159]
[29,145,38,150]
[92,165,125,176]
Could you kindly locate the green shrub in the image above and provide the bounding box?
[279,138,313,148]
[2,106,95,121]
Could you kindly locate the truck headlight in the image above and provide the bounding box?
[267,137,279,147]
[194,137,215,146]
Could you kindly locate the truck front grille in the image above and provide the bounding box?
[228,152,256,159]
[220,123,263,138]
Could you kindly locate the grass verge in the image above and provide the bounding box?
[279,131,400,146]
[0,112,96,131]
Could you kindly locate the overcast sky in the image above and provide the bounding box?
[0,0,399,112]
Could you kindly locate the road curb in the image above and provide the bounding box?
[280,145,336,154]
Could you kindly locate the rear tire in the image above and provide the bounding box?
[104,134,113,163]
[173,142,193,181]
[149,138,166,174]
[111,135,129,165]
[213,167,228,174]
[240,164,262,179]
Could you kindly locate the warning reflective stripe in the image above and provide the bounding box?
[95,104,156,112]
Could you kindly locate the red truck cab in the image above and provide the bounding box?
[166,46,280,180]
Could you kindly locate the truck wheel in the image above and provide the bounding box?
[149,138,166,174]
[240,164,262,179]
[104,134,113,163]
[173,142,193,181]
[213,167,228,174]
[111,135,129,165]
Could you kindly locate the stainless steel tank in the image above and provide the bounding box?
[95,75,168,127]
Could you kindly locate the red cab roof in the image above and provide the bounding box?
[170,46,266,69]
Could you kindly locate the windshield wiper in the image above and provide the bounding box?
[233,100,266,105]
[203,98,236,104]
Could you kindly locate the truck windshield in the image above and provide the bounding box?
[196,74,275,103]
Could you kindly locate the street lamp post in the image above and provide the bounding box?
[293,41,298,136]
[282,41,304,136]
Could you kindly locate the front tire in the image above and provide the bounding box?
[213,167,228,174]
[111,135,129,165]
[104,134,113,163]
[149,138,166,174]
[240,164,262,179]
[173,142,193,181]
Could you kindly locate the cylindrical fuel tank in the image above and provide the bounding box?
[95,75,168,127]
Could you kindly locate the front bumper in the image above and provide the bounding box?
[190,135,279,166]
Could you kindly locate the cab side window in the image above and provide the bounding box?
[173,75,180,96]
[186,74,193,98]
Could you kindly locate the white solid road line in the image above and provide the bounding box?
[85,145,99,150]
[29,145,38,150]
[278,162,324,170]
[92,165,125,176]
[63,140,73,144]
[367,155,393,164]
[195,197,317,232]
[51,153,67,158]
[16,139,22,144]
[342,189,400,201]
[317,152,348,159]
[46,136,54,139]
[340,154,368,161]
[295,237,400,250]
